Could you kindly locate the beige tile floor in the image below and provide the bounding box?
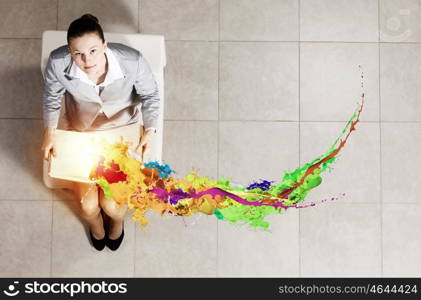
[1,0,420,277]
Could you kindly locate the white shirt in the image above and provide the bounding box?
[68,48,155,133]
[68,47,124,113]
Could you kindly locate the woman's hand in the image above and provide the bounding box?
[41,127,57,161]
[135,129,154,161]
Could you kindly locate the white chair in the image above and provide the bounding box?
[41,30,166,189]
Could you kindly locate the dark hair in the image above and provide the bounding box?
[67,13,105,45]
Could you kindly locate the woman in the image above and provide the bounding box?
[40,14,160,251]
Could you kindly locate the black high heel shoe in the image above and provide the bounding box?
[89,229,106,251]
[106,222,124,251]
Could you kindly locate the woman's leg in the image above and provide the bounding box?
[73,182,105,239]
[98,188,127,239]
[93,122,138,239]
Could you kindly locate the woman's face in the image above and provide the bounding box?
[68,32,107,75]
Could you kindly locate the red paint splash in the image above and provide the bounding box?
[95,155,127,183]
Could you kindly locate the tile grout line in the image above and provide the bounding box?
[0,199,55,201]
[138,0,141,33]
[146,39,397,44]
[378,0,384,278]
[3,117,421,123]
[56,0,59,30]
[140,0,144,33]
[167,40,421,44]
[163,119,387,123]
[0,38,417,45]
[298,0,302,278]
[1,37,421,44]
[216,0,220,279]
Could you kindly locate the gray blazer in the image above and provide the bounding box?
[43,42,160,132]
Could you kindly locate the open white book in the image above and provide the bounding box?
[48,129,101,183]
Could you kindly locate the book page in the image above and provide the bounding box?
[49,129,98,183]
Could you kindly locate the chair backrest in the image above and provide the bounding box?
[41,30,166,164]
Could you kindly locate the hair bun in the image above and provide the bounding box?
[80,13,99,23]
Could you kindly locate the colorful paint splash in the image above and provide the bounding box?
[88,71,365,231]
